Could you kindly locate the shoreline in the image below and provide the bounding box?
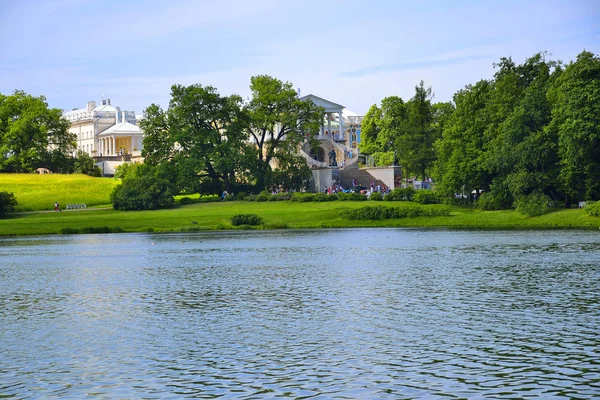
[2,202,598,237]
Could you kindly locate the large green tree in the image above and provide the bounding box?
[0,90,74,172]
[548,50,600,203]
[359,104,383,155]
[398,81,437,180]
[486,53,561,204]
[141,84,250,194]
[244,75,324,191]
[434,80,493,198]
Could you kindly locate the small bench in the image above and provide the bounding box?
[66,204,87,210]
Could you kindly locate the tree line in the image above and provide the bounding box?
[112,75,325,210]
[0,90,102,176]
[2,51,598,212]
[362,50,600,208]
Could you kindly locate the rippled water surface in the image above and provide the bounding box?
[1,229,599,399]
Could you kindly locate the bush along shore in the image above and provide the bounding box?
[0,197,598,237]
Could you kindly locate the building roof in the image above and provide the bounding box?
[93,103,117,112]
[299,94,345,111]
[99,121,142,137]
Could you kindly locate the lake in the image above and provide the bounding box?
[1,229,599,399]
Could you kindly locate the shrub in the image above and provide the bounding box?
[236,192,248,201]
[231,213,263,226]
[314,193,337,202]
[413,190,439,204]
[114,163,134,179]
[224,194,235,202]
[179,197,194,205]
[111,164,176,210]
[586,201,600,217]
[515,192,552,217]
[442,196,472,206]
[384,187,415,201]
[336,192,367,201]
[74,150,102,177]
[477,192,504,210]
[291,193,316,202]
[369,192,383,201]
[341,205,451,220]
[0,191,18,217]
[255,193,269,202]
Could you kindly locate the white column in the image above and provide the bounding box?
[338,111,344,144]
[327,113,331,138]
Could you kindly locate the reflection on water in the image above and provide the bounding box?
[1,229,599,398]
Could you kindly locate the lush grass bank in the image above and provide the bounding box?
[1,200,598,236]
[0,174,120,211]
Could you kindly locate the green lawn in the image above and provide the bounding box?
[0,174,120,211]
[1,173,598,236]
[1,200,598,236]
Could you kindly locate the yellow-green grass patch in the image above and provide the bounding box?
[0,173,120,212]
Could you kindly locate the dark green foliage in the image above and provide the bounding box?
[477,192,506,211]
[434,50,600,206]
[74,150,102,177]
[178,197,194,205]
[442,196,472,206]
[245,75,325,192]
[290,192,337,202]
[412,190,439,204]
[369,192,383,201]
[110,164,176,210]
[231,213,263,226]
[114,163,134,179]
[236,192,248,200]
[384,187,415,201]
[0,90,75,173]
[371,151,394,166]
[266,192,292,201]
[336,192,367,201]
[290,193,316,202]
[514,192,552,217]
[586,202,600,217]
[342,205,451,220]
[0,191,18,217]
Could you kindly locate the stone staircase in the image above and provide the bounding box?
[339,168,387,189]
[298,147,328,168]
[331,141,359,168]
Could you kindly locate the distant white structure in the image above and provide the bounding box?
[62,98,142,157]
[299,94,363,149]
[62,98,144,175]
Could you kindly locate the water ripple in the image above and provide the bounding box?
[0,230,599,398]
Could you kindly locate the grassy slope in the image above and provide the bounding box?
[1,200,598,236]
[0,174,120,211]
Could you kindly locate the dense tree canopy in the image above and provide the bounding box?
[0,90,75,173]
[141,84,250,194]
[244,75,323,191]
[140,76,323,196]
[434,50,600,207]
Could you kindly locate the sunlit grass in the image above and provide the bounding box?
[0,199,597,236]
[0,173,120,211]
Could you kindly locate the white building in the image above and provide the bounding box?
[299,94,362,150]
[62,98,142,158]
[62,98,144,175]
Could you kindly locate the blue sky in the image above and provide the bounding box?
[1,0,598,115]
